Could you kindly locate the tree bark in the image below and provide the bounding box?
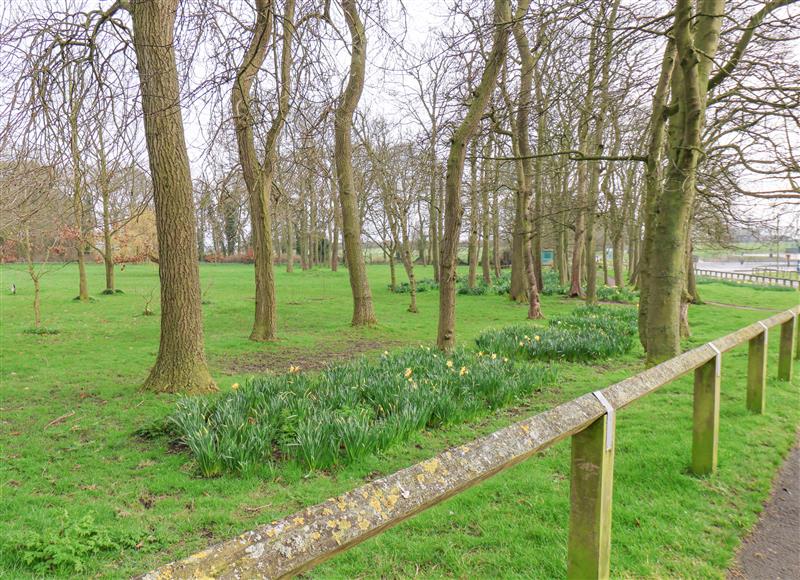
[467,137,479,288]
[231,0,294,341]
[131,0,214,393]
[644,0,724,363]
[637,39,676,347]
[480,135,492,284]
[335,0,376,325]
[68,78,89,302]
[437,0,512,350]
[511,0,542,318]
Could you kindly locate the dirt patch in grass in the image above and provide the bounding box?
[218,339,406,374]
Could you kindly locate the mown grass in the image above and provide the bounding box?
[0,262,797,578]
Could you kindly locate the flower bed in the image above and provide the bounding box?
[475,305,638,363]
[169,347,557,476]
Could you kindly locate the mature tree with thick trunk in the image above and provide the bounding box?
[130,0,215,393]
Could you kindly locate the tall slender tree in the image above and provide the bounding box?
[334,0,377,326]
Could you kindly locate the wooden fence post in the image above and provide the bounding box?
[692,353,720,475]
[795,315,800,360]
[747,329,767,414]
[567,412,615,580]
[778,316,796,381]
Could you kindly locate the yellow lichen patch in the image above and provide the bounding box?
[357,518,370,530]
[326,520,337,529]
[322,507,334,516]
[369,497,382,513]
[337,519,352,531]
[266,528,276,538]
[361,491,369,499]
[416,474,426,484]
[311,532,321,540]
[292,517,305,525]
[384,493,399,509]
[336,499,348,512]
[521,424,530,433]
[422,458,440,474]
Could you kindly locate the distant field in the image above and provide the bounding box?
[0,263,798,578]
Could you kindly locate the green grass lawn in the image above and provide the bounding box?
[0,262,797,578]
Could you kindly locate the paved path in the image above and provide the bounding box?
[729,435,800,580]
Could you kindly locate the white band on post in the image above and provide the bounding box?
[708,342,722,377]
[592,390,615,451]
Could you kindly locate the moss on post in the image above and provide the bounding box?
[567,414,615,580]
[747,331,767,414]
[778,316,796,381]
[692,355,720,475]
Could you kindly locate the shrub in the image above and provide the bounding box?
[391,278,439,293]
[540,269,570,295]
[12,513,139,575]
[392,272,512,296]
[168,347,557,475]
[23,327,60,335]
[475,305,638,363]
[596,285,639,303]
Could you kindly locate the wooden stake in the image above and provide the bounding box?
[567,415,615,580]
[747,331,767,414]
[692,356,720,475]
[778,316,796,381]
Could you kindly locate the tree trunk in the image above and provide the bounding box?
[286,212,295,273]
[467,138,479,288]
[612,233,624,288]
[429,155,440,283]
[33,276,41,328]
[68,83,89,302]
[335,0,376,326]
[388,248,397,292]
[644,0,723,364]
[231,0,294,342]
[331,189,340,271]
[637,39,676,347]
[131,0,214,393]
[492,170,501,278]
[438,0,511,350]
[481,135,492,284]
[583,0,619,304]
[511,0,542,318]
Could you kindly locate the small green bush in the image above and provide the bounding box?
[13,513,139,574]
[540,269,570,295]
[391,278,439,293]
[23,327,60,335]
[392,272,513,296]
[475,305,638,363]
[169,347,557,476]
[596,285,639,303]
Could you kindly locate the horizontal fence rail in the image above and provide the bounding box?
[752,267,800,281]
[140,306,800,580]
[696,268,799,288]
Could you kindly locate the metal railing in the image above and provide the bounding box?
[140,306,800,580]
[696,268,799,289]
